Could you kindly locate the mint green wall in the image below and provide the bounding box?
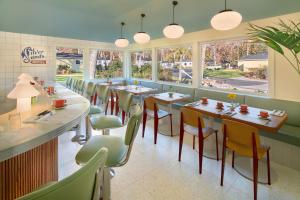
[0,0,299,43]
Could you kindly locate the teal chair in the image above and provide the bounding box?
[79,80,86,95]
[94,84,110,114]
[115,90,134,124]
[65,77,72,88]
[76,106,142,199]
[72,79,78,91]
[17,148,108,200]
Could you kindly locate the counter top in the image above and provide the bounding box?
[0,84,90,162]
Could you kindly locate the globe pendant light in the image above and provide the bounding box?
[211,0,242,31]
[115,22,129,48]
[163,1,184,39]
[134,14,151,44]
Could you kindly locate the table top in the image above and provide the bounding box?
[114,85,157,95]
[185,99,287,133]
[98,81,122,86]
[152,92,191,104]
[0,83,90,162]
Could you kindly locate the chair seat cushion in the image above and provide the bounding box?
[147,109,170,119]
[184,125,215,139]
[90,115,123,130]
[89,105,103,115]
[226,140,269,159]
[76,135,127,167]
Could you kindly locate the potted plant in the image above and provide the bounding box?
[248,20,300,75]
[168,86,174,98]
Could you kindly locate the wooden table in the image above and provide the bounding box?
[185,99,287,133]
[113,85,157,105]
[152,92,191,136]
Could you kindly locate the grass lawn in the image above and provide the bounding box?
[56,73,83,82]
[203,69,244,79]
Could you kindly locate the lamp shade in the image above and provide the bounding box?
[7,83,40,99]
[18,73,33,80]
[134,32,151,44]
[16,77,37,85]
[115,38,129,48]
[163,24,184,39]
[211,10,242,31]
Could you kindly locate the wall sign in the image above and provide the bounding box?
[21,46,47,66]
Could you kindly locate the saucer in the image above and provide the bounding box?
[258,115,270,119]
[239,109,248,113]
[54,105,66,110]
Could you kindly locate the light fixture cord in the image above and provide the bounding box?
[140,16,144,32]
[225,0,227,10]
[172,3,175,24]
[120,23,124,38]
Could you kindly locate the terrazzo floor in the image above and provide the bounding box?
[58,118,300,200]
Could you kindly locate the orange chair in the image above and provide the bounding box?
[220,119,271,200]
[142,96,173,144]
[178,107,219,174]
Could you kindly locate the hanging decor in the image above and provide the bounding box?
[134,14,151,44]
[211,0,242,31]
[163,1,184,39]
[115,22,129,48]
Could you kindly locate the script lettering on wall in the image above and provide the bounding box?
[21,46,47,66]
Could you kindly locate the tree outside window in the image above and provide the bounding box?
[157,46,192,85]
[131,50,152,80]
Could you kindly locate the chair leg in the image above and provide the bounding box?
[110,95,114,115]
[232,151,235,168]
[215,131,219,161]
[178,124,184,162]
[169,114,173,137]
[142,113,147,138]
[192,136,195,150]
[267,149,271,185]
[105,102,109,115]
[154,116,158,144]
[122,111,126,125]
[220,144,226,186]
[93,94,97,105]
[253,157,258,200]
[198,137,204,174]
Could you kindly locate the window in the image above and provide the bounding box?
[201,39,268,94]
[90,50,123,79]
[56,47,83,82]
[131,50,152,80]
[157,46,192,84]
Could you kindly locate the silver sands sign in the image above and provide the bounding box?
[21,46,47,66]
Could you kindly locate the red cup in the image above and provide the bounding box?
[47,86,54,94]
[201,97,208,104]
[240,104,248,112]
[259,111,269,118]
[53,99,66,108]
[216,102,224,109]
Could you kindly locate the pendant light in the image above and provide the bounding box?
[211,0,242,31]
[115,22,129,48]
[163,1,184,39]
[134,14,151,44]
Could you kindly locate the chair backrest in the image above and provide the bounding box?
[72,79,78,90]
[95,85,109,103]
[86,82,95,97]
[144,96,157,111]
[67,78,73,88]
[117,90,133,113]
[65,77,71,87]
[17,148,108,200]
[75,80,82,91]
[120,106,142,166]
[79,81,85,93]
[223,119,260,148]
[180,107,205,128]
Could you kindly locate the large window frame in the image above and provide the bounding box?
[89,48,125,80]
[198,37,273,96]
[129,49,153,81]
[156,44,193,86]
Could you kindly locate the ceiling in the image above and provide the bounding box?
[0,0,299,43]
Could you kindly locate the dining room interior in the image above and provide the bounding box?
[0,0,300,200]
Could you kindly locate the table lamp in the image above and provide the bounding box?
[17,73,37,85]
[7,83,40,113]
[18,73,33,80]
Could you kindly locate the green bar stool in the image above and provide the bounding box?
[65,77,71,88]
[76,106,142,200]
[79,80,85,95]
[71,79,78,91]
[17,148,108,200]
[115,90,133,124]
[94,84,110,114]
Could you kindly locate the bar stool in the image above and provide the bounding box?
[17,148,108,200]
[142,96,173,144]
[71,79,78,91]
[178,107,219,174]
[76,107,142,200]
[94,84,110,114]
[78,80,85,95]
[220,119,271,200]
[115,90,133,124]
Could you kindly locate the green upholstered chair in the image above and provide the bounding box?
[65,77,72,88]
[72,79,78,91]
[17,148,108,200]
[115,90,133,124]
[245,96,300,146]
[86,82,104,115]
[79,80,86,95]
[95,84,110,114]
[76,106,142,199]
